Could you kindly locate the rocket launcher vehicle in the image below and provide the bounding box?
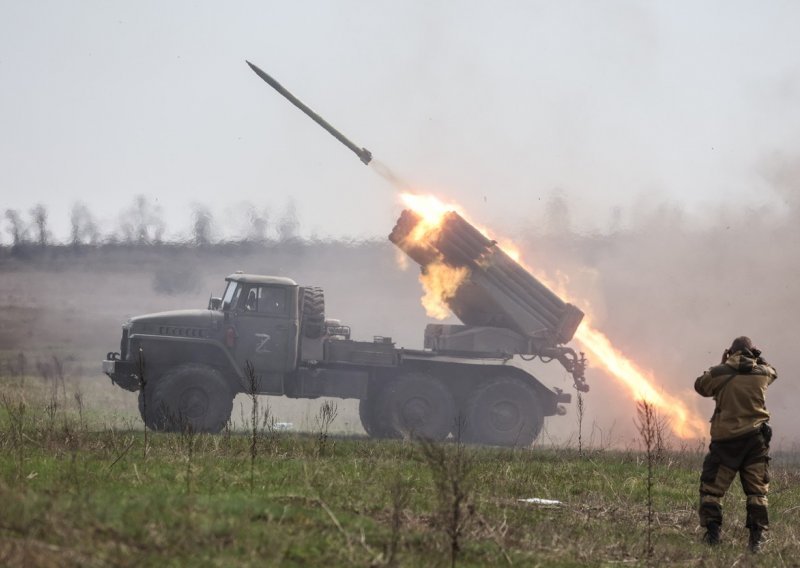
[244,60,589,392]
[390,209,589,392]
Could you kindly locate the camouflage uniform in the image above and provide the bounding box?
[695,337,777,549]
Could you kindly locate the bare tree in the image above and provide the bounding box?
[277,198,299,241]
[191,204,213,246]
[4,209,28,248]
[70,201,99,247]
[30,204,49,248]
[246,204,269,243]
[120,195,165,244]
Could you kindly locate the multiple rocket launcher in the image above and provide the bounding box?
[247,60,589,391]
[389,209,588,392]
[389,209,584,345]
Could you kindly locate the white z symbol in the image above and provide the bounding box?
[255,333,272,353]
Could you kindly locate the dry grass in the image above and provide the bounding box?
[1,370,799,567]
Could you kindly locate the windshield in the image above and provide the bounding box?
[221,281,241,310]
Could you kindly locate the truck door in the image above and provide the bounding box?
[233,285,298,379]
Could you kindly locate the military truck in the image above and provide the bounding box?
[103,211,588,446]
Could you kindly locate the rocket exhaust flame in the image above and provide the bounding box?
[393,194,471,320]
[397,192,707,439]
[574,323,707,439]
[420,262,471,320]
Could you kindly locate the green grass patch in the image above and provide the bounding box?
[1,380,799,566]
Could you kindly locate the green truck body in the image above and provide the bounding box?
[103,267,579,446]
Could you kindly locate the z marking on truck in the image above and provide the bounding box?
[255,333,272,353]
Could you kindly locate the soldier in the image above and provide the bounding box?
[695,336,777,552]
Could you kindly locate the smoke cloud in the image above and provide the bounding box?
[513,155,800,447]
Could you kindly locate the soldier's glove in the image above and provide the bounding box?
[751,347,768,365]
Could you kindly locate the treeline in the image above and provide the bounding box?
[3,195,304,253]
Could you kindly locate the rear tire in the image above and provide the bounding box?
[378,372,456,441]
[301,287,326,339]
[358,396,393,438]
[463,377,544,447]
[141,364,233,433]
[358,398,375,436]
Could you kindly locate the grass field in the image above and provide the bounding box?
[1,372,799,567]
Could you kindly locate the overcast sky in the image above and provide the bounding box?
[2,1,799,243]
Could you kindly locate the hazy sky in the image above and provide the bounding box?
[2,1,799,242]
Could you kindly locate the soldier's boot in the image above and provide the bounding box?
[699,499,723,545]
[746,502,769,553]
[703,522,721,546]
[748,528,765,553]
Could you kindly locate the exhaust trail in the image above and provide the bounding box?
[368,159,413,192]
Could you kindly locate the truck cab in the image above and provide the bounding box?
[219,274,300,381]
[102,273,303,432]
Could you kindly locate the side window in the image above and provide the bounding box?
[257,287,287,315]
[240,285,288,315]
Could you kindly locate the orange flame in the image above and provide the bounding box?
[420,262,470,319]
[398,191,707,439]
[400,194,462,242]
[573,323,707,438]
[399,193,471,319]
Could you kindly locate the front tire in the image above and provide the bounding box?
[463,377,544,447]
[141,364,234,433]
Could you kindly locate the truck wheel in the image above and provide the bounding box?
[358,398,375,436]
[463,377,544,447]
[358,397,393,438]
[142,364,233,433]
[301,287,325,339]
[379,373,456,441]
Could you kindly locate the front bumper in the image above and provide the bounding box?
[102,355,139,392]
